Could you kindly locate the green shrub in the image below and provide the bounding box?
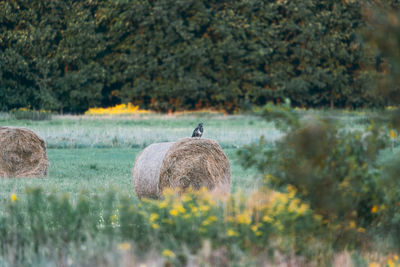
[239,104,391,249]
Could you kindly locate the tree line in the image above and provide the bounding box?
[0,0,397,113]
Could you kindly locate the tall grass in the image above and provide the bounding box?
[0,114,282,149]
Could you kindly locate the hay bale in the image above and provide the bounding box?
[0,127,49,178]
[132,138,231,199]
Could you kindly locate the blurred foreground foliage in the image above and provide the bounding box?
[239,102,400,256]
[1,0,399,113]
[1,187,325,266]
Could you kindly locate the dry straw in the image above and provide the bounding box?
[132,138,231,199]
[0,127,49,178]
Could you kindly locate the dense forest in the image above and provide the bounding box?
[0,0,398,113]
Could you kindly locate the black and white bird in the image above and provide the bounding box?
[191,123,204,138]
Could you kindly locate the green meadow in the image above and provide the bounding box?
[0,114,274,197]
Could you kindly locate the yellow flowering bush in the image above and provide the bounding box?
[84,103,150,115]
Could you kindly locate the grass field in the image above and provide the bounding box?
[0,114,273,199]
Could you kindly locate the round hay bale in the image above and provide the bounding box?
[0,127,49,178]
[132,138,231,199]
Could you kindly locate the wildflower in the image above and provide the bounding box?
[190,206,198,213]
[227,229,239,237]
[298,203,309,215]
[390,130,397,140]
[288,199,300,213]
[287,185,297,198]
[158,201,168,209]
[357,227,366,233]
[262,215,273,223]
[118,242,131,251]
[368,262,380,267]
[202,216,217,226]
[251,224,260,232]
[207,216,217,222]
[151,223,160,229]
[236,213,251,225]
[199,205,210,212]
[371,205,378,213]
[162,249,175,258]
[388,258,395,267]
[11,193,18,202]
[181,194,192,202]
[176,204,186,213]
[394,254,399,261]
[313,214,323,221]
[169,209,178,216]
[349,221,356,229]
[149,213,159,223]
[110,214,118,223]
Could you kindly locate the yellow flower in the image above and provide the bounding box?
[349,221,356,229]
[169,209,178,216]
[110,214,118,223]
[371,205,378,213]
[207,216,217,222]
[357,227,366,233]
[199,205,210,212]
[236,213,251,225]
[183,214,191,219]
[394,254,399,261]
[262,215,273,223]
[158,201,168,209]
[176,205,186,213]
[227,229,239,237]
[390,130,397,140]
[181,194,192,202]
[288,199,300,213]
[388,258,395,267]
[251,224,259,232]
[149,213,159,223]
[11,193,18,202]
[298,203,309,215]
[84,103,149,115]
[255,231,262,236]
[162,249,175,258]
[287,185,297,198]
[313,214,323,221]
[190,206,198,213]
[368,262,380,267]
[118,242,131,251]
[202,220,211,226]
[151,223,160,229]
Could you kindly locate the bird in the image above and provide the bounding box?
[191,123,204,138]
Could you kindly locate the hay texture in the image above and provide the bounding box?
[132,138,231,199]
[0,127,49,178]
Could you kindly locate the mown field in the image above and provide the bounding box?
[0,111,399,266]
[0,114,278,197]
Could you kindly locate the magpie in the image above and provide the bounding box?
[191,123,204,138]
